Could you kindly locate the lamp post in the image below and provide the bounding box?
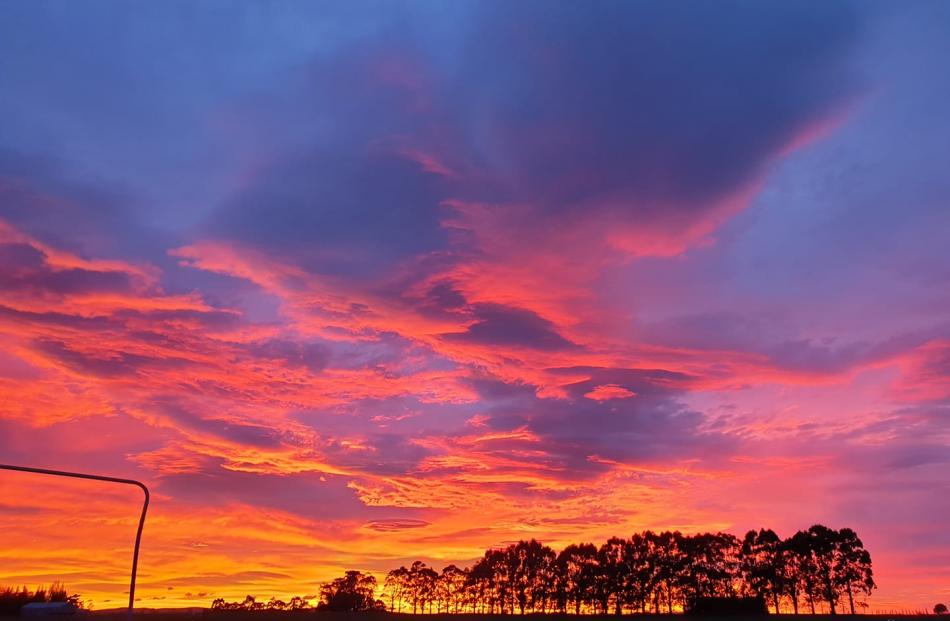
[0,464,149,621]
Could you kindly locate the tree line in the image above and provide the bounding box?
[373,525,874,615]
[212,595,316,611]
[212,573,386,613]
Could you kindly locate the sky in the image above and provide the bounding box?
[0,0,948,612]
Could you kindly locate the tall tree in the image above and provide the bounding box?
[384,566,409,612]
[785,530,822,614]
[556,543,599,614]
[741,528,785,613]
[649,530,687,613]
[833,528,876,614]
[679,532,740,604]
[804,525,842,614]
[415,562,440,614]
[406,561,438,614]
[531,545,558,613]
[598,537,631,615]
[505,540,556,614]
[469,549,508,614]
[625,533,654,614]
[440,565,468,613]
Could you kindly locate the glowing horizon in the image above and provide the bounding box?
[0,0,948,613]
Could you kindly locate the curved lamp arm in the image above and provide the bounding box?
[0,464,149,621]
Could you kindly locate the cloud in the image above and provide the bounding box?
[890,340,950,403]
[207,148,453,277]
[246,338,330,374]
[189,0,865,290]
[444,303,577,351]
[0,151,166,260]
[584,384,636,401]
[363,519,430,532]
[33,338,192,378]
[451,1,862,217]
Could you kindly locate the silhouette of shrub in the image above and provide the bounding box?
[0,583,82,616]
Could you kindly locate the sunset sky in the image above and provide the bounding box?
[1,0,948,612]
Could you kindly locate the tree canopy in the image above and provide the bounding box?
[318,571,383,612]
[207,524,877,616]
[380,525,875,615]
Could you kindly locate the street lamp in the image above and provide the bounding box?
[0,464,149,621]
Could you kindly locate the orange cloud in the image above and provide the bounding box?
[584,384,637,401]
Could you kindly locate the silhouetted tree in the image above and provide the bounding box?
[211,594,311,611]
[740,528,785,613]
[935,603,948,615]
[506,539,557,614]
[287,596,311,610]
[318,570,379,612]
[779,534,805,614]
[468,550,506,613]
[440,565,467,613]
[597,537,629,614]
[679,532,740,606]
[808,525,845,613]
[406,561,439,614]
[834,528,875,614]
[625,533,653,614]
[384,566,409,612]
[265,597,287,611]
[786,529,823,613]
[556,543,599,614]
[650,530,687,613]
[639,531,666,613]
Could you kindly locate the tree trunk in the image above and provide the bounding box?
[774,593,780,615]
[847,583,855,615]
[826,581,837,615]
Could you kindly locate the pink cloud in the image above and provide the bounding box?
[584,384,637,401]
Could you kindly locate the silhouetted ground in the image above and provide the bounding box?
[54,612,938,621]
